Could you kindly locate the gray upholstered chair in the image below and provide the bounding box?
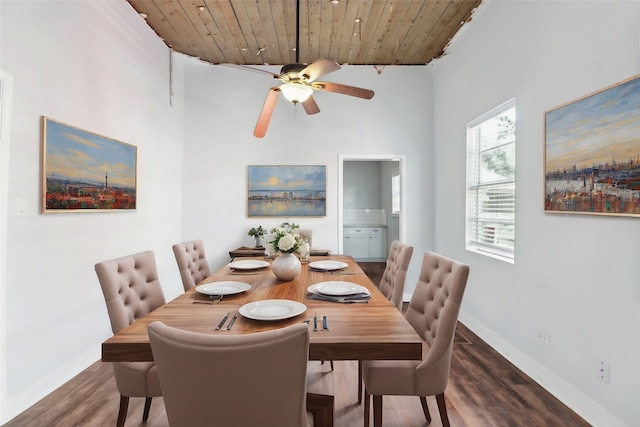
[299,229,313,248]
[95,250,166,427]
[378,241,414,310]
[357,240,413,403]
[148,322,321,427]
[298,229,331,256]
[361,251,470,427]
[172,239,211,291]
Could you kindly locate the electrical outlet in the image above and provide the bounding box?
[537,330,550,345]
[598,359,610,383]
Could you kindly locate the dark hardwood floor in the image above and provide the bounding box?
[2,263,588,426]
[2,320,589,427]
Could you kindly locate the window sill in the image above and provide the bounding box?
[466,245,514,264]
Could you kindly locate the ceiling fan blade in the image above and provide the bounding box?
[299,58,340,82]
[254,88,280,138]
[314,82,375,99]
[302,95,320,115]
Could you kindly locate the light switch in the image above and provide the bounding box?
[17,198,27,216]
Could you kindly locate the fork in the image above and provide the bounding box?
[192,295,223,305]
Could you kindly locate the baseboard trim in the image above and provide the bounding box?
[457,311,627,427]
[3,347,100,424]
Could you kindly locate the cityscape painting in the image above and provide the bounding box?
[544,75,640,217]
[42,117,137,212]
[248,165,326,217]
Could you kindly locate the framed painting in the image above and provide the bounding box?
[248,165,326,217]
[544,75,640,217]
[42,117,137,212]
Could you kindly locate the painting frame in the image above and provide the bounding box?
[247,165,326,217]
[42,117,137,213]
[544,75,640,217]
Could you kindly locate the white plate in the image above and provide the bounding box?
[228,260,270,270]
[195,281,251,296]
[239,299,307,321]
[307,281,368,296]
[308,260,348,271]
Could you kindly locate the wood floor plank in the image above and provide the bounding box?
[1,322,590,427]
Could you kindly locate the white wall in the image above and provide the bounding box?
[0,1,185,421]
[12,1,636,426]
[432,1,640,426]
[179,60,435,285]
[344,161,382,209]
[0,3,435,421]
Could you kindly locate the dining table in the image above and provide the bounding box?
[101,254,422,363]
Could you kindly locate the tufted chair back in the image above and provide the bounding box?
[95,250,166,427]
[299,229,313,248]
[172,240,211,291]
[406,251,469,395]
[95,250,166,333]
[361,251,469,427]
[378,241,414,311]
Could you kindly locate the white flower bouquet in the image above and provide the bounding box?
[268,222,308,255]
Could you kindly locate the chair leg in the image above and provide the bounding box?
[307,392,334,427]
[373,394,383,427]
[419,396,431,422]
[357,360,363,404]
[363,389,370,427]
[436,392,450,427]
[320,360,334,371]
[142,397,153,422]
[116,395,129,427]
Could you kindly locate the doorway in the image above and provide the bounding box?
[338,154,407,256]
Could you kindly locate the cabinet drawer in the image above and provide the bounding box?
[345,227,369,236]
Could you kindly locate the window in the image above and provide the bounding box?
[466,100,516,262]
[391,173,400,215]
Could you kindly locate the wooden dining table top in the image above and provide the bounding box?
[101,255,422,363]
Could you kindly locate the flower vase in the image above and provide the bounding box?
[271,253,301,281]
[254,237,262,248]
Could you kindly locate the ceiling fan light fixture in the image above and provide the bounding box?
[280,83,313,103]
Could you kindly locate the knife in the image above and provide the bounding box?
[225,311,239,330]
[215,311,231,330]
[322,315,329,331]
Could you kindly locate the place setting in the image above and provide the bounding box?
[308,260,358,275]
[193,281,251,304]
[238,299,307,321]
[211,299,307,331]
[307,313,330,332]
[306,281,371,304]
[226,259,270,275]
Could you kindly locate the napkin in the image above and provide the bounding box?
[306,292,370,303]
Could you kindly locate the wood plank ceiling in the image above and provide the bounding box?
[126,0,483,67]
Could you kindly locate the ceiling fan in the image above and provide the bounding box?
[244,0,375,138]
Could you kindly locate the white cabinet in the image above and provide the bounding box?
[344,227,370,259]
[368,227,384,258]
[344,226,386,261]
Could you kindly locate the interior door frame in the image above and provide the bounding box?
[338,154,407,254]
[0,69,14,423]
